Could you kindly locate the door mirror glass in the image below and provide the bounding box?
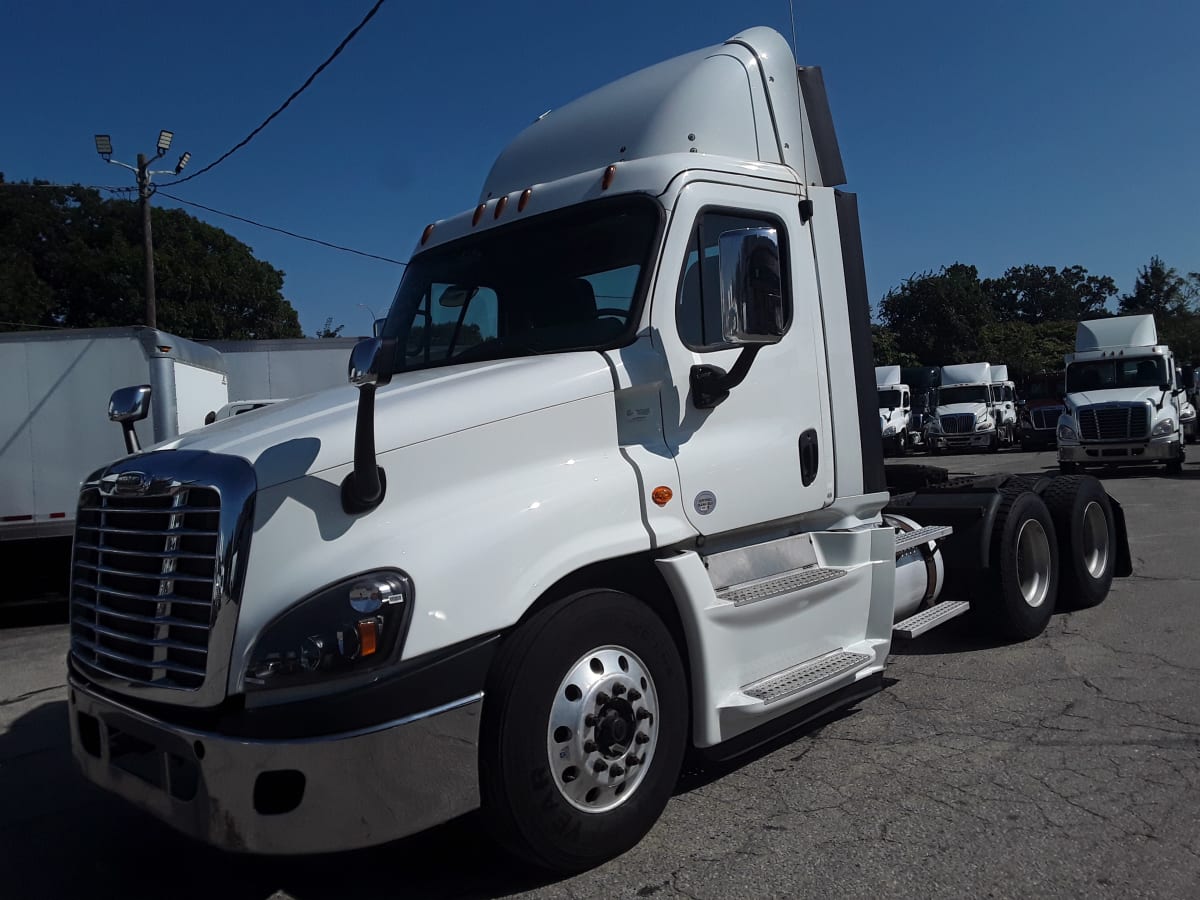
[108,385,152,423]
[372,317,387,338]
[348,337,394,387]
[717,227,785,345]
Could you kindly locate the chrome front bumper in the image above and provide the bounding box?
[931,432,993,448]
[1059,440,1181,464]
[69,676,482,854]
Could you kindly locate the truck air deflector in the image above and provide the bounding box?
[796,66,847,186]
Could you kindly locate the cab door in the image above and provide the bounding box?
[653,181,833,536]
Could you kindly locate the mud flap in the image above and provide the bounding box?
[1107,493,1133,577]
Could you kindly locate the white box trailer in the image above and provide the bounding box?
[0,327,227,541]
[207,338,361,401]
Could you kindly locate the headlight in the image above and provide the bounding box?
[245,570,413,693]
[1152,417,1176,437]
[1057,421,1078,443]
[926,419,941,433]
[975,416,994,431]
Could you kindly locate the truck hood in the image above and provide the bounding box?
[155,353,616,489]
[935,402,987,417]
[1066,386,1163,409]
[878,408,907,428]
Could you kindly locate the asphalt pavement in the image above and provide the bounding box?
[2,448,1198,899]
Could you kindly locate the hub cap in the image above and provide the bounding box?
[1016,518,1052,608]
[546,645,659,813]
[1081,501,1109,579]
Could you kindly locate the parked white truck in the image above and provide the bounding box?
[875,365,916,455]
[989,363,1018,446]
[66,28,1131,871]
[926,362,1001,453]
[0,327,227,542]
[1057,314,1185,473]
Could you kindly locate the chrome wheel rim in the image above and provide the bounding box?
[546,645,659,813]
[1081,501,1109,580]
[1016,518,1052,608]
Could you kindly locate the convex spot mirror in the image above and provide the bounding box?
[717,227,786,345]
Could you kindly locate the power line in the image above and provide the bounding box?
[160,0,388,188]
[156,190,406,266]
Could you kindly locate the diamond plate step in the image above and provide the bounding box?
[894,524,953,555]
[892,600,971,639]
[743,650,872,705]
[716,565,847,607]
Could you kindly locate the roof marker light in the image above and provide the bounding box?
[602,165,616,190]
[472,203,486,226]
[494,195,508,219]
[421,223,436,245]
[518,188,532,212]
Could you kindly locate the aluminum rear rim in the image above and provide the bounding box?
[1081,501,1110,580]
[1016,518,1052,608]
[546,645,659,813]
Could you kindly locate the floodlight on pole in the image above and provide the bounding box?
[94,134,113,158]
[174,151,191,175]
[157,130,173,155]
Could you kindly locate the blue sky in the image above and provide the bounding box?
[3,1,1197,336]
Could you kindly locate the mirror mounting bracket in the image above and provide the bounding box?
[690,345,763,409]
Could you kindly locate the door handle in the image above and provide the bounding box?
[798,429,819,487]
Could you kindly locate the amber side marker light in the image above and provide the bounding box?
[357,620,379,657]
[472,204,486,226]
[420,223,436,245]
[518,187,533,212]
[601,165,616,190]
[494,195,508,219]
[651,486,673,507]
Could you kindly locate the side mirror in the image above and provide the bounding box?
[718,227,786,344]
[372,317,387,338]
[108,385,151,454]
[348,337,394,387]
[1160,382,1171,392]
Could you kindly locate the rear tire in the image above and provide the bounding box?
[1059,461,1079,474]
[1043,476,1114,609]
[480,590,687,873]
[976,489,1059,640]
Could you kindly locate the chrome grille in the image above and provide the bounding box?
[1032,407,1064,430]
[940,414,974,434]
[1078,405,1150,442]
[71,487,220,690]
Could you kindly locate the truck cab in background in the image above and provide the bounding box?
[1057,314,1185,473]
[1018,371,1066,450]
[875,365,916,455]
[989,364,1017,447]
[926,362,1000,453]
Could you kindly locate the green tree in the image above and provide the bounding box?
[1119,255,1191,318]
[314,317,345,339]
[878,263,993,365]
[978,319,1075,382]
[870,324,920,367]
[984,264,1116,323]
[0,177,302,339]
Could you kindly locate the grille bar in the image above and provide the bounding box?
[96,505,221,515]
[74,542,215,561]
[76,621,210,655]
[72,636,207,677]
[74,560,215,584]
[76,524,218,538]
[73,598,210,631]
[73,581,213,608]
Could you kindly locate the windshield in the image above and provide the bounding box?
[380,198,660,372]
[938,385,988,405]
[1066,356,1168,393]
[1023,377,1062,400]
[878,389,903,408]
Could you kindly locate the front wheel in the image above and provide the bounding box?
[480,590,688,872]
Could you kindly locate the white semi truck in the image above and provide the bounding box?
[926,362,1001,453]
[66,28,1132,871]
[1057,314,1185,473]
[875,365,916,455]
[989,363,1018,446]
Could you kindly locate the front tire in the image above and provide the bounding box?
[1043,476,1114,609]
[480,590,688,872]
[976,489,1060,639]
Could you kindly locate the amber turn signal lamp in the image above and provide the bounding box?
[601,165,616,190]
[356,620,379,657]
[651,486,673,507]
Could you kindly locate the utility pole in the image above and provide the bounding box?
[94,132,191,329]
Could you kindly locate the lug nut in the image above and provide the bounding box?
[612,683,626,696]
[584,740,597,753]
[635,732,650,744]
[636,708,652,721]
[609,765,624,777]
[584,714,598,727]
[627,689,641,701]
[626,755,641,767]
[596,692,610,705]
[594,759,608,772]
